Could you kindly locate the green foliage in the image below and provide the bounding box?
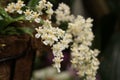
[0,7,13,29]
[0,6,34,36]
[17,27,34,36]
[59,22,68,31]
[0,26,34,36]
[28,0,40,8]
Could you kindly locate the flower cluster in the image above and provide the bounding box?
[24,0,53,23]
[36,0,53,19]
[5,0,54,23]
[52,33,72,72]
[4,0,100,80]
[67,16,100,80]
[35,2,100,80]
[71,44,100,80]
[67,16,94,46]
[55,3,75,24]
[24,9,41,23]
[5,0,25,14]
[35,20,73,73]
[35,20,65,46]
[23,0,53,23]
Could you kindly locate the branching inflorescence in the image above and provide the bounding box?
[5,0,100,80]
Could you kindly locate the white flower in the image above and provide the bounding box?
[43,20,52,27]
[15,0,25,14]
[5,0,25,14]
[35,20,65,46]
[17,0,25,7]
[17,10,23,14]
[35,33,41,38]
[32,12,40,22]
[24,10,41,23]
[71,42,99,79]
[45,1,53,9]
[55,3,74,24]
[93,49,100,57]
[67,15,100,80]
[51,33,72,72]
[77,71,85,77]
[36,0,53,19]
[53,57,63,73]
[46,9,54,19]
[86,18,93,23]
[24,9,33,20]
[35,18,41,23]
[52,43,63,53]
[5,3,15,13]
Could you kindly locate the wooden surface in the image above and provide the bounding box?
[14,48,35,80]
[0,62,11,80]
[0,35,35,80]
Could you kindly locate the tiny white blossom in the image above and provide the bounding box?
[35,33,41,38]
[55,3,74,24]
[35,18,41,23]
[53,57,63,73]
[36,0,53,19]
[5,0,25,14]
[5,3,15,13]
[24,9,33,20]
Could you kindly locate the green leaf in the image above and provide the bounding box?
[0,15,3,20]
[59,21,68,31]
[0,19,12,30]
[17,27,34,36]
[0,26,34,36]
[0,7,12,20]
[0,7,14,29]
[0,27,18,35]
[13,15,25,22]
[28,0,40,8]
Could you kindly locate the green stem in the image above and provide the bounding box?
[12,16,25,22]
[1,16,25,30]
